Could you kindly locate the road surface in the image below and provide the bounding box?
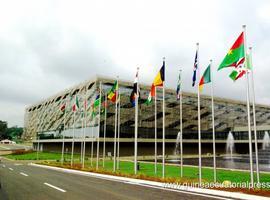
[0,158,236,200]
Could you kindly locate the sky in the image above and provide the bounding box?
[0,0,270,127]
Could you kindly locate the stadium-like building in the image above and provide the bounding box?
[23,75,270,157]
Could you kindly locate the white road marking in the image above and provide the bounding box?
[20,172,28,177]
[44,183,66,193]
[9,167,13,171]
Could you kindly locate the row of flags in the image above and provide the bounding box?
[56,26,257,186]
[58,30,252,117]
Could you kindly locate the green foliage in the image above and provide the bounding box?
[0,120,8,140]
[0,120,23,141]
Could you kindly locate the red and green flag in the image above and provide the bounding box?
[199,64,211,91]
[72,96,79,112]
[108,81,118,103]
[60,102,66,112]
[229,53,252,81]
[145,84,155,105]
[218,32,245,71]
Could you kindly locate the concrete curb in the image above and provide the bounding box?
[29,163,269,200]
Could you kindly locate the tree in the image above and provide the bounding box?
[0,121,8,140]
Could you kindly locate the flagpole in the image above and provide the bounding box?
[96,81,102,170]
[61,101,66,165]
[90,118,94,167]
[179,69,183,178]
[162,58,166,179]
[82,92,87,168]
[113,78,119,172]
[71,110,75,167]
[37,134,40,160]
[243,25,254,187]
[80,113,83,163]
[154,86,157,175]
[209,59,217,182]
[134,68,139,174]
[196,43,202,185]
[103,92,107,168]
[249,46,260,184]
[117,91,121,170]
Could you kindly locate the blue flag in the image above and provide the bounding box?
[192,50,198,87]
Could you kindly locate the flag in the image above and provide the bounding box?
[130,68,139,107]
[199,64,211,91]
[176,71,181,100]
[145,84,155,105]
[153,60,165,87]
[108,81,118,103]
[192,50,198,87]
[218,32,245,71]
[60,102,66,112]
[72,96,79,112]
[92,94,101,109]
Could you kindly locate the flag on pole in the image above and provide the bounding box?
[145,84,155,105]
[192,50,198,87]
[229,52,252,81]
[153,61,165,87]
[72,96,79,112]
[218,32,247,81]
[130,68,140,107]
[60,102,66,112]
[176,72,181,100]
[199,64,211,91]
[218,32,245,70]
[108,81,118,103]
[145,61,165,105]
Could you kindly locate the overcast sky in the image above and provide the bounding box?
[0,0,270,127]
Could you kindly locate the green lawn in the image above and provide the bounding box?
[5,151,79,161]
[5,151,270,186]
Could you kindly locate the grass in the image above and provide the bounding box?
[5,151,79,161]
[5,151,270,187]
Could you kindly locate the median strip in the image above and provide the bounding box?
[20,172,28,177]
[44,182,66,193]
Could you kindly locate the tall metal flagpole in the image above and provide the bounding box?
[113,78,119,172]
[210,60,217,182]
[134,68,139,174]
[71,109,76,167]
[243,25,254,187]
[249,47,260,183]
[82,92,87,168]
[154,86,157,174]
[102,93,107,168]
[196,43,202,185]
[90,118,94,167]
[61,101,66,165]
[80,113,83,163]
[162,58,166,179]
[117,91,121,170]
[37,134,40,160]
[179,69,183,178]
[96,81,102,170]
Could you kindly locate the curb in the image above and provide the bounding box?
[29,163,269,200]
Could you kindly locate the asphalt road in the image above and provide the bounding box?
[0,159,236,200]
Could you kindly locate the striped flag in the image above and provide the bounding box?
[176,71,181,100]
[192,50,198,87]
[199,64,211,91]
[130,68,140,107]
